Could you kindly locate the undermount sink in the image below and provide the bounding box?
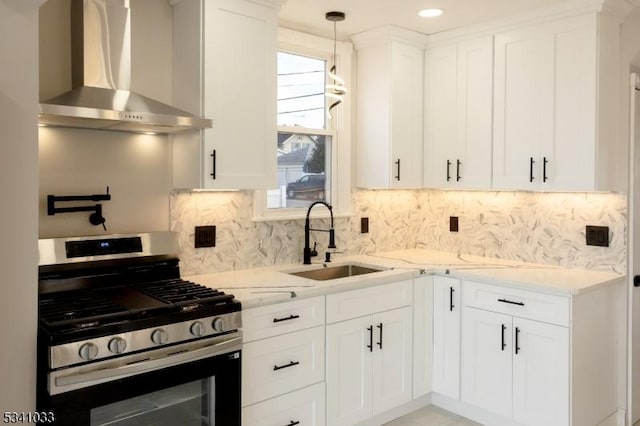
[287,264,385,281]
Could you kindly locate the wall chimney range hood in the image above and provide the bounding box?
[39,0,211,135]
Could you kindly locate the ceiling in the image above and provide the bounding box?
[278,0,583,40]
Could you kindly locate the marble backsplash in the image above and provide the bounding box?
[170,190,627,276]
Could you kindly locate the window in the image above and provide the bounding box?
[254,29,352,221]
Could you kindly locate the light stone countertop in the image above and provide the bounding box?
[185,249,625,309]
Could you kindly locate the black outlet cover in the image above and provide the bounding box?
[361,217,369,234]
[586,225,609,247]
[450,216,459,232]
[195,226,216,248]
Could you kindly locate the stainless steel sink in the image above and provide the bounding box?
[287,264,384,281]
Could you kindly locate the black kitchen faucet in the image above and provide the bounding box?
[303,201,336,264]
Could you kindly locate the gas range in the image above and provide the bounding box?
[36,232,242,425]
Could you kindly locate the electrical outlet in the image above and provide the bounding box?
[195,226,216,248]
[450,216,459,232]
[361,217,369,234]
[586,225,609,247]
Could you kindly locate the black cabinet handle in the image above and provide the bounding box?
[529,157,535,182]
[501,324,507,351]
[456,159,461,182]
[498,298,525,307]
[273,361,299,371]
[543,157,548,182]
[515,327,521,354]
[446,160,452,182]
[449,287,455,312]
[377,323,383,350]
[634,275,640,287]
[395,159,401,181]
[367,325,373,352]
[273,314,300,323]
[210,149,217,180]
[285,422,300,426]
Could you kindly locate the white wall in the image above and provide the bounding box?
[0,0,42,412]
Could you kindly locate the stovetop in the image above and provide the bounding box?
[38,279,239,342]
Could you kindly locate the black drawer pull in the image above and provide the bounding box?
[273,361,299,371]
[367,325,373,352]
[286,421,300,426]
[515,327,521,354]
[501,324,507,351]
[446,160,452,181]
[543,157,548,182]
[377,323,383,350]
[529,157,535,182]
[273,314,300,323]
[395,159,401,181]
[498,298,525,306]
[210,149,217,180]
[456,159,461,182]
[449,286,455,311]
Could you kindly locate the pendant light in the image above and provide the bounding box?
[325,11,347,120]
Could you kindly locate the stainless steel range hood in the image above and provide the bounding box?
[39,0,211,135]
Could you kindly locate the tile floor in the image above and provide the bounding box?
[384,405,482,425]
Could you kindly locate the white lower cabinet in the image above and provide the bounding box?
[242,326,325,406]
[325,280,414,426]
[461,285,569,426]
[242,382,326,426]
[432,276,461,400]
[326,306,413,425]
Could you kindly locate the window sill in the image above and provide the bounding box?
[251,210,353,222]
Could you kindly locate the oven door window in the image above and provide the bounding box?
[90,378,214,426]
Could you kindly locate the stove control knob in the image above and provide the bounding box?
[108,337,127,354]
[212,317,227,333]
[78,342,99,361]
[151,329,168,345]
[190,321,205,337]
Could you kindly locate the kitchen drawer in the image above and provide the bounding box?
[326,280,412,324]
[242,382,326,426]
[242,326,325,406]
[243,296,325,342]
[462,280,569,327]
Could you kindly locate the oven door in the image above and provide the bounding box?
[40,336,241,426]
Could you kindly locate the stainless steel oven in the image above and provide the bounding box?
[36,232,242,426]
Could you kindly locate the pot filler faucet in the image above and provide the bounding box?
[304,201,336,264]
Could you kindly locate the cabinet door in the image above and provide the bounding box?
[541,15,597,191]
[432,276,461,399]
[413,276,433,398]
[461,307,513,418]
[372,307,413,415]
[390,41,424,188]
[512,318,569,426]
[493,25,550,190]
[424,44,458,188]
[456,36,493,189]
[326,316,373,426]
[202,0,276,189]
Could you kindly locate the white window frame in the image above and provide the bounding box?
[253,28,353,221]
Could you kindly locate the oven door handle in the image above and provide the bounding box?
[50,336,241,395]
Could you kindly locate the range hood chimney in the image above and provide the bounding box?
[39,0,211,134]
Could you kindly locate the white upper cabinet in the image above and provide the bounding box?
[492,12,620,191]
[424,36,493,189]
[353,27,428,189]
[171,0,277,189]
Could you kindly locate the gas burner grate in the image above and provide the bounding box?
[39,292,130,328]
[132,279,235,306]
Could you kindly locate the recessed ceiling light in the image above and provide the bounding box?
[418,8,444,18]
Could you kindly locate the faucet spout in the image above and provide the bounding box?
[304,201,335,264]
